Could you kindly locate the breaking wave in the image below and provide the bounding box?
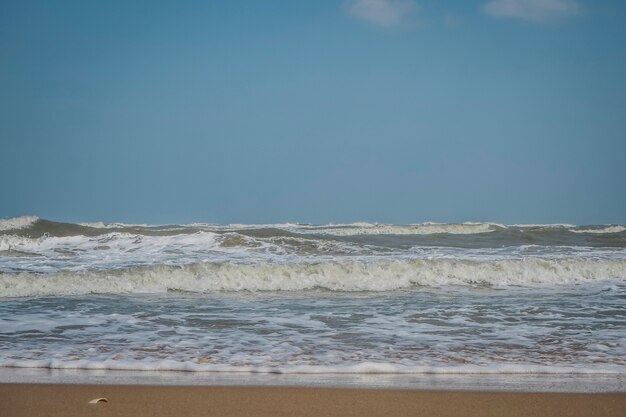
[1,258,625,298]
[0,216,39,232]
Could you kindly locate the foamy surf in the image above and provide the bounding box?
[1,217,625,378]
[1,282,624,375]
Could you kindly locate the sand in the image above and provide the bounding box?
[1,384,625,417]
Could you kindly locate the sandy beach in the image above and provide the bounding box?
[1,384,625,417]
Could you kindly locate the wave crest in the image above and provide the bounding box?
[570,226,626,234]
[1,258,625,297]
[0,216,39,232]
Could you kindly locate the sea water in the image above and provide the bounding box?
[1,217,625,385]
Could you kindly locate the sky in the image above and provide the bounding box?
[1,0,625,225]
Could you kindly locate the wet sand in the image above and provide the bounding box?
[1,383,625,417]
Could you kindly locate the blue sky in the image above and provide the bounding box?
[1,0,625,224]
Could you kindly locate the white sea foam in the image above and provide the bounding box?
[1,258,625,297]
[2,359,624,375]
[1,230,223,255]
[0,234,45,252]
[570,225,626,234]
[0,216,39,232]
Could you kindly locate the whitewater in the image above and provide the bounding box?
[1,216,625,377]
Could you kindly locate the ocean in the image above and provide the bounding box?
[1,216,625,387]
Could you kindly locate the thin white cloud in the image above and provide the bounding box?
[344,0,418,28]
[483,0,580,22]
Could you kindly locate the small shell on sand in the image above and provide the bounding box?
[88,398,108,404]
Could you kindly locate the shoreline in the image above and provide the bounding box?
[2,383,626,417]
[1,367,625,393]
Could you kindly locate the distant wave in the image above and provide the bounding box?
[2,217,624,269]
[78,221,148,229]
[293,222,501,236]
[2,216,625,237]
[570,226,626,234]
[1,258,625,297]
